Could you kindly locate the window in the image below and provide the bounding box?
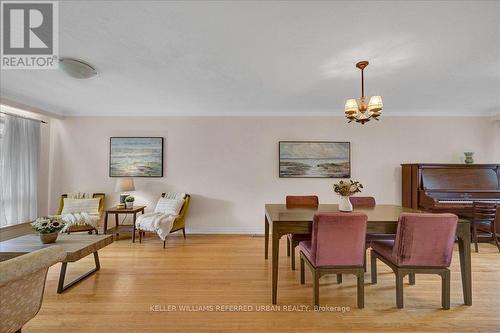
[0,109,40,227]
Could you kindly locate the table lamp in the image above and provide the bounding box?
[115,177,135,206]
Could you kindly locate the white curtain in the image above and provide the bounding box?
[0,114,40,227]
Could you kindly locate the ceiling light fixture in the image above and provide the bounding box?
[59,58,98,79]
[344,61,382,124]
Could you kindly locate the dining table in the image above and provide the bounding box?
[264,204,472,305]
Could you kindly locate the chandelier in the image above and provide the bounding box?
[344,61,383,124]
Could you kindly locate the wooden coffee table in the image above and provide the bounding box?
[0,234,113,293]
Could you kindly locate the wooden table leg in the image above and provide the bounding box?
[457,223,472,305]
[103,212,109,234]
[264,215,269,259]
[115,213,119,236]
[272,227,281,304]
[132,212,137,243]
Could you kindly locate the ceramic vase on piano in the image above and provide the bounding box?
[464,152,474,164]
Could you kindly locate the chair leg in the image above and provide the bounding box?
[291,243,296,270]
[396,271,404,309]
[182,227,186,239]
[364,252,367,272]
[370,250,377,284]
[472,222,479,253]
[139,230,142,243]
[491,221,500,252]
[337,274,342,284]
[357,272,365,309]
[163,240,166,249]
[313,269,320,307]
[494,233,500,253]
[287,237,291,257]
[409,273,415,285]
[441,269,450,310]
[300,255,305,285]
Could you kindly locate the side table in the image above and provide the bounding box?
[103,206,146,242]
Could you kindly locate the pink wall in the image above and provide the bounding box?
[47,116,498,233]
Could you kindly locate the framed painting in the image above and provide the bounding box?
[279,141,350,178]
[109,137,164,177]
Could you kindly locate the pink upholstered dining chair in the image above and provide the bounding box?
[299,212,368,308]
[349,196,394,273]
[370,213,458,309]
[285,195,319,270]
[349,196,394,243]
[349,196,376,208]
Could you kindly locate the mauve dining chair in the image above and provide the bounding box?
[299,212,368,308]
[349,196,395,243]
[349,196,394,273]
[285,195,319,270]
[371,213,458,309]
[349,196,376,208]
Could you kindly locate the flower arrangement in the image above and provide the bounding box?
[333,179,363,197]
[31,216,65,234]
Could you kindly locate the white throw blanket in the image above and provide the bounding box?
[61,212,100,232]
[135,212,177,241]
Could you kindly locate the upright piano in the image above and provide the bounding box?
[401,164,500,218]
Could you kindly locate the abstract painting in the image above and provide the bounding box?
[279,141,350,178]
[110,137,164,177]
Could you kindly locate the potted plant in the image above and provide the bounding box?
[125,195,135,209]
[333,179,363,212]
[31,216,65,244]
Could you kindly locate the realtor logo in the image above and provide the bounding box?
[1,1,58,69]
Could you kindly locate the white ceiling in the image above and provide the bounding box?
[1,1,499,117]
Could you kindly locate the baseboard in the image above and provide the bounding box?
[185,226,264,235]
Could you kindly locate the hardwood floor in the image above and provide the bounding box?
[25,234,500,332]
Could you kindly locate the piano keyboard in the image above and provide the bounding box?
[438,200,500,204]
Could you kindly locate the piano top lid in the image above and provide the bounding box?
[421,166,500,191]
[402,163,500,167]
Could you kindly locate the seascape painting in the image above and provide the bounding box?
[279,141,350,178]
[110,137,164,177]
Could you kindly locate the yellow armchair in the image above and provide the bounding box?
[57,193,105,234]
[166,193,191,237]
[138,193,191,248]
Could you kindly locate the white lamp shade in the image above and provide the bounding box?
[344,99,358,114]
[368,96,383,112]
[115,177,135,192]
